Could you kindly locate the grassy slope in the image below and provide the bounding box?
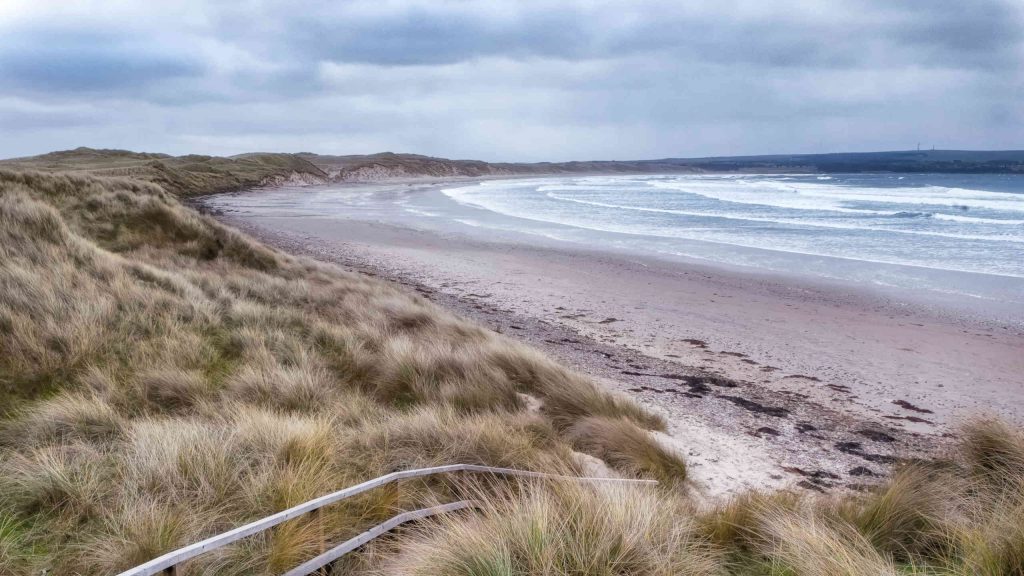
[0,168,668,574]
[0,148,329,197]
[0,159,1022,575]
[297,151,679,178]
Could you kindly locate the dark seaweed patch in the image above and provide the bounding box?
[835,441,900,464]
[893,399,934,414]
[720,396,789,418]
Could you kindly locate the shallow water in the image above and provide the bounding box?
[444,174,1024,277]
[207,173,1024,322]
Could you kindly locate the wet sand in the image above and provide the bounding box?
[207,182,1024,497]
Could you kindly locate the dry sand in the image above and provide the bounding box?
[208,182,1023,498]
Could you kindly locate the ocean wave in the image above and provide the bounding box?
[440,186,476,198]
[543,193,1024,244]
[646,178,1024,214]
[443,176,1024,277]
[453,204,1024,279]
[403,207,441,217]
[890,211,932,218]
[933,213,1024,225]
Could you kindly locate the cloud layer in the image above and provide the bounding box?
[1,0,1021,160]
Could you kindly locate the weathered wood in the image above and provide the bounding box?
[310,507,325,576]
[117,464,655,576]
[282,500,479,576]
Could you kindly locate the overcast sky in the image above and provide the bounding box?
[1,0,1022,161]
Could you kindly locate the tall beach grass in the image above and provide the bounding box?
[0,166,1021,574]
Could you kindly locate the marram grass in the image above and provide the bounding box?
[0,168,1022,575]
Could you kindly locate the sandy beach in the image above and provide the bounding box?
[207,179,1024,498]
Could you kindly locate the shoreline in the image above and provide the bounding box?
[205,177,1024,329]
[220,213,944,497]
[200,183,1024,498]
[205,178,1023,497]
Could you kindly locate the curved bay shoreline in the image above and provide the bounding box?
[207,179,1024,498]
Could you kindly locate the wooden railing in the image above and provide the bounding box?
[282,500,479,576]
[117,464,656,576]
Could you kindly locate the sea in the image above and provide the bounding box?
[208,173,1024,319]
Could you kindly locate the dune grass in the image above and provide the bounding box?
[385,419,1024,575]
[0,147,328,197]
[0,169,673,574]
[378,481,723,576]
[566,415,686,484]
[1,166,1022,575]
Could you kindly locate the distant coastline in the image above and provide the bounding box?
[3,147,1023,200]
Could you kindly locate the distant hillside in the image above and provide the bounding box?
[302,149,1024,178]
[653,149,1024,174]
[0,147,329,197]
[3,148,1022,195]
[299,152,703,180]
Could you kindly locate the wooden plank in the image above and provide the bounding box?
[117,464,654,576]
[281,500,479,576]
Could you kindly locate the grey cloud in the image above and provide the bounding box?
[875,0,1024,68]
[0,99,102,131]
[286,11,589,65]
[235,0,1024,70]
[0,0,1022,161]
[0,28,202,94]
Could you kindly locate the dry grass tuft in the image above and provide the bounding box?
[486,344,666,431]
[567,415,687,484]
[340,406,576,477]
[758,507,900,576]
[3,393,124,447]
[697,490,801,551]
[81,499,193,573]
[0,515,31,574]
[137,369,216,412]
[1,445,109,521]
[834,464,954,561]
[225,364,335,413]
[380,481,722,576]
[961,418,1024,487]
[370,337,522,413]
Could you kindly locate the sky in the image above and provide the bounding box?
[0,0,1022,161]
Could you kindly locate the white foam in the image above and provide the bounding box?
[402,207,441,217]
[440,175,1024,278]
[458,205,1024,279]
[648,178,1024,214]
[933,213,1024,225]
[543,192,1024,244]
